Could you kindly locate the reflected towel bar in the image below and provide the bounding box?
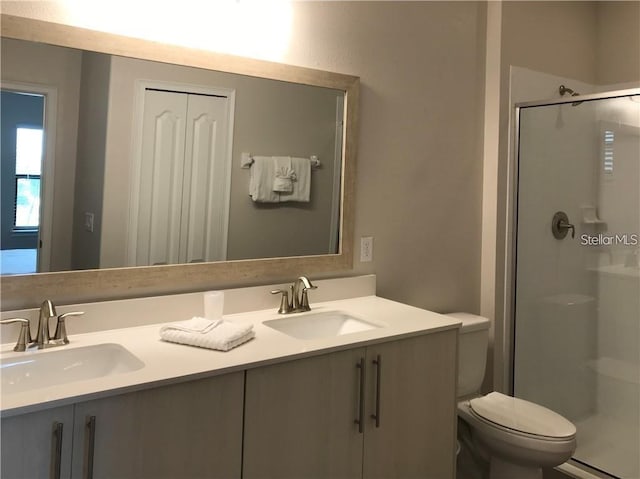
[240,152,320,169]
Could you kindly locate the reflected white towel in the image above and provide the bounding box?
[249,156,279,202]
[273,156,296,193]
[279,157,311,202]
[159,317,255,351]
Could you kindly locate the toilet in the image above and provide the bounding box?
[449,312,576,479]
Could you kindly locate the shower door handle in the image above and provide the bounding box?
[552,211,575,239]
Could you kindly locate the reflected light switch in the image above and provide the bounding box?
[84,212,95,233]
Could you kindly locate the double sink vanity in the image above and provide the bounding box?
[1,276,461,479]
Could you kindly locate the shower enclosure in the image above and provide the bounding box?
[512,89,640,478]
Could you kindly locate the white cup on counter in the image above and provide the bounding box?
[204,291,224,321]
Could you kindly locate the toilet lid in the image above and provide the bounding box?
[469,392,576,439]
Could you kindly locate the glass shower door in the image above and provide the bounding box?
[513,92,640,478]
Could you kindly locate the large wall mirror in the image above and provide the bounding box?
[0,14,358,309]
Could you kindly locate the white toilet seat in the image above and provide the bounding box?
[458,398,576,471]
[468,392,576,440]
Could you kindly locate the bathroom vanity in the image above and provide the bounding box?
[1,278,460,479]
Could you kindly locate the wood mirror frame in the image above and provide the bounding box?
[0,14,359,309]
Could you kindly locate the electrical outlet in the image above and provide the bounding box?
[360,236,373,262]
[84,212,95,233]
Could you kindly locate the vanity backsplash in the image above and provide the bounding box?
[1,275,376,342]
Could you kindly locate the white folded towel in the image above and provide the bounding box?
[249,156,279,203]
[279,156,311,202]
[159,317,255,351]
[273,156,296,193]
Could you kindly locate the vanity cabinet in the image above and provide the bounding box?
[1,405,74,479]
[71,371,244,479]
[362,330,457,479]
[243,347,365,479]
[1,372,244,479]
[243,330,458,479]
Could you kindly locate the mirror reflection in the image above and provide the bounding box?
[0,38,345,275]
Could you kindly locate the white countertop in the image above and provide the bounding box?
[0,295,460,417]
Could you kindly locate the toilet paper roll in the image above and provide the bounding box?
[204,291,224,321]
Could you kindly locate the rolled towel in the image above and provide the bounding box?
[279,156,310,202]
[159,317,255,352]
[273,156,296,193]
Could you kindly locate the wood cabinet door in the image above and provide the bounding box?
[363,330,458,479]
[243,348,366,479]
[1,405,74,479]
[71,372,244,479]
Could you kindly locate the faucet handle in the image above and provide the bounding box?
[298,282,317,312]
[52,311,84,344]
[0,318,32,352]
[271,289,293,314]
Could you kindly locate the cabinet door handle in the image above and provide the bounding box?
[371,355,381,428]
[51,422,63,479]
[84,416,96,479]
[354,357,366,433]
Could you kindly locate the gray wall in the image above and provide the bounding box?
[100,55,341,267]
[71,52,111,270]
[0,38,82,271]
[227,78,341,261]
[0,40,340,270]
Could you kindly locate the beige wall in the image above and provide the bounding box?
[595,1,640,86]
[286,1,487,313]
[1,1,488,315]
[501,1,599,85]
[0,37,81,271]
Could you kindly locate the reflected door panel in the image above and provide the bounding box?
[137,90,187,266]
[181,94,230,264]
[132,89,230,266]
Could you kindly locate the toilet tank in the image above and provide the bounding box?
[446,312,490,398]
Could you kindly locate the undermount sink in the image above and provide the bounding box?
[263,310,384,340]
[1,343,145,395]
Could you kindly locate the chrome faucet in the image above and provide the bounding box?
[31,300,85,349]
[271,276,318,314]
[1,300,84,352]
[0,318,32,351]
[35,299,57,347]
[51,311,84,344]
[292,276,317,312]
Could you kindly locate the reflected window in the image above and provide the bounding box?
[14,127,43,229]
[603,130,614,175]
